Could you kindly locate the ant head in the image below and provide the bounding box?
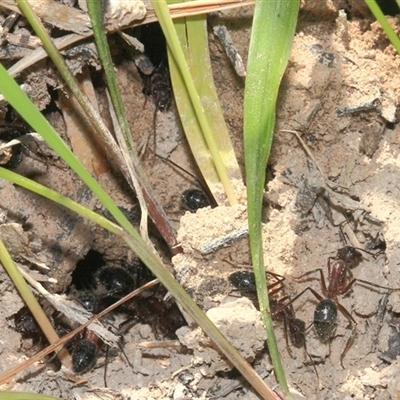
[75,290,99,313]
[336,246,363,268]
[13,307,41,338]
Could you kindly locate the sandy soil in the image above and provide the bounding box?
[1,2,400,399]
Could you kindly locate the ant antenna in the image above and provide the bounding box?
[152,152,217,208]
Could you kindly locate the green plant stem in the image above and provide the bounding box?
[244,1,298,399]
[166,0,243,205]
[16,0,178,252]
[0,61,277,400]
[0,168,122,234]
[365,0,400,54]
[0,239,72,370]
[86,1,179,251]
[152,0,238,206]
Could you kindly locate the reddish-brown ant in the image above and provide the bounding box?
[228,270,307,354]
[228,268,320,382]
[289,246,400,367]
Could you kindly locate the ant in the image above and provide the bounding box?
[71,328,103,374]
[141,61,172,114]
[153,153,214,212]
[140,61,172,156]
[228,270,307,355]
[73,261,187,339]
[181,189,210,213]
[288,245,400,367]
[121,295,187,340]
[12,306,100,374]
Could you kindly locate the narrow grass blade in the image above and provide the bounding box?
[16,0,178,251]
[365,0,400,54]
[0,53,277,400]
[169,11,244,204]
[153,0,240,206]
[86,1,178,250]
[0,238,72,370]
[244,1,299,398]
[0,168,122,235]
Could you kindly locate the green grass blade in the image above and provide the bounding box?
[0,238,72,370]
[244,1,299,398]
[167,1,243,204]
[0,168,122,235]
[0,63,134,238]
[0,41,275,400]
[365,0,400,54]
[16,0,178,251]
[153,0,239,206]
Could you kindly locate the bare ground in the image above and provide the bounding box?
[1,2,400,400]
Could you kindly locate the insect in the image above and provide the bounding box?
[181,188,211,212]
[153,153,214,213]
[73,261,186,340]
[71,329,103,374]
[12,306,98,373]
[289,246,400,367]
[228,270,306,353]
[142,61,172,113]
[125,295,186,340]
[139,61,172,156]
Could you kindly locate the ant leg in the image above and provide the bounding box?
[284,285,325,309]
[303,339,320,390]
[104,345,109,387]
[292,269,329,297]
[282,314,294,359]
[337,274,400,298]
[336,301,357,369]
[354,278,400,292]
[267,272,286,298]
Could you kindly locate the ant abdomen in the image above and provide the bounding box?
[72,339,97,374]
[181,189,210,212]
[228,271,257,294]
[314,299,338,342]
[288,318,306,348]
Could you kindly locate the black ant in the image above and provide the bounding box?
[153,153,214,212]
[139,61,172,156]
[142,61,172,114]
[71,328,103,374]
[228,270,307,354]
[72,260,186,340]
[12,306,99,374]
[181,189,210,212]
[122,295,186,340]
[229,269,321,384]
[289,246,400,367]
